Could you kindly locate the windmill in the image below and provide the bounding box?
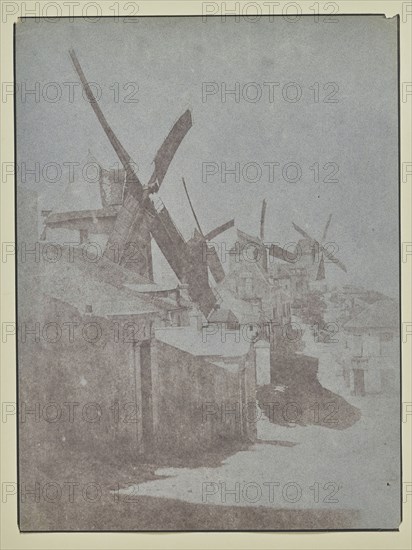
[291,214,347,281]
[260,202,346,282]
[181,177,234,284]
[69,50,233,317]
[228,198,287,273]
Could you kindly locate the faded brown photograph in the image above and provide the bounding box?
[15,15,401,531]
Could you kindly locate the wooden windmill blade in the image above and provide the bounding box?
[204,219,235,283]
[126,203,218,317]
[106,109,193,273]
[204,247,226,283]
[188,227,226,285]
[198,220,234,284]
[321,214,332,242]
[70,51,193,277]
[320,245,347,273]
[203,219,235,242]
[70,49,152,277]
[69,49,144,200]
[148,111,193,191]
[146,202,188,281]
[316,254,326,280]
[139,196,220,317]
[319,214,347,275]
[291,215,347,277]
[181,177,233,283]
[110,112,193,270]
[260,199,267,241]
[259,199,268,270]
[182,177,235,243]
[320,215,347,273]
[122,194,220,317]
[292,221,316,243]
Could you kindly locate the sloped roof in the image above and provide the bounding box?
[212,288,264,324]
[343,299,399,330]
[36,253,173,318]
[46,206,120,225]
[155,325,250,359]
[39,265,158,317]
[270,265,291,279]
[334,285,388,304]
[49,177,103,214]
[208,308,239,324]
[223,248,273,289]
[124,283,192,309]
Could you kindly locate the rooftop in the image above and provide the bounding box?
[208,308,239,324]
[343,299,399,330]
[155,325,251,359]
[211,288,263,324]
[46,206,120,225]
[37,252,175,318]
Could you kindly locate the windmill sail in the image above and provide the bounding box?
[321,246,347,273]
[148,111,192,190]
[181,177,233,284]
[292,222,314,242]
[260,199,267,241]
[322,213,332,242]
[69,49,143,201]
[292,217,347,279]
[316,254,326,280]
[204,220,234,242]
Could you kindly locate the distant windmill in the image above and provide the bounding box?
[291,214,347,281]
[181,177,234,283]
[263,205,347,281]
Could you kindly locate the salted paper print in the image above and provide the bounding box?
[15,16,400,531]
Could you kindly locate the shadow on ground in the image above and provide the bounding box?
[257,353,361,430]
